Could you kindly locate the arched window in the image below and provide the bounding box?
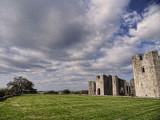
[98,88,100,95]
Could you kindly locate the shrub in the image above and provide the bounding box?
[0,89,6,97]
[62,89,70,94]
[80,90,88,94]
[0,89,10,97]
[70,91,80,94]
[44,90,59,94]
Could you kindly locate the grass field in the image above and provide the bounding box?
[0,94,160,120]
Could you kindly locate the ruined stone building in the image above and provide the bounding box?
[88,81,96,95]
[130,79,135,96]
[88,50,160,98]
[132,50,160,98]
[126,82,130,96]
[88,75,130,96]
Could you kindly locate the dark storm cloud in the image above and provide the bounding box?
[0,0,87,50]
[2,57,44,69]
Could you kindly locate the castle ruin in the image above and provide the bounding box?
[89,75,129,96]
[88,81,96,95]
[130,79,135,96]
[88,50,160,98]
[132,50,160,98]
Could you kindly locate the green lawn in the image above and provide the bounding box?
[0,94,159,120]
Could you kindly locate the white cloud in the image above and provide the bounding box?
[129,4,160,42]
[0,0,159,91]
[0,0,132,90]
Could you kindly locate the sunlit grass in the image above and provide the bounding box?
[0,94,159,120]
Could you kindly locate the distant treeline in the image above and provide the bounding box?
[43,89,73,94]
[42,89,88,95]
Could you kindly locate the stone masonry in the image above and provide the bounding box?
[89,75,127,96]
[125,82,130,96]
[130,79,135,96]
[88,50,160,98]
[132,50,160,98]
[96,75,112,95]
[112,76,119,96]
[88,81,96,95]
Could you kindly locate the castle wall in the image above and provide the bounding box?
[95,75,127,96]
[153,52,160,97]
[96,75,113,95]
[88,81,96,95]
[96,75,104,95]
[104,75,112,95]
[112,76,119,96]
[130,79,135,96]
[132,50,160,98]
[125,82,130,96]
[118,79,126,96]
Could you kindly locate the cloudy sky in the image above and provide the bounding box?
[0,0,160,91]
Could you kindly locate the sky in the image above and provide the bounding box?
[0,0,160,91]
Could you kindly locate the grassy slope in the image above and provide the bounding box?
[0,94,159,120]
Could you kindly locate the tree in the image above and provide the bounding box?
[0,89,11,97]
[44,90,59,94]
[62,89,70,94]
[7,77,37,95]
[0,89,6,97]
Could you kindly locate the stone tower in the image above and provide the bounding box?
[132,50,160,98]
[96,75,112,95]
[88,81,96,95]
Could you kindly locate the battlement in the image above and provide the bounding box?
[132,50,158,61]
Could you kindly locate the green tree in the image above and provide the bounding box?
[44,90,59,94]
[7,77,37,95]
[0,89,6,97]
[62,89,70,94]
